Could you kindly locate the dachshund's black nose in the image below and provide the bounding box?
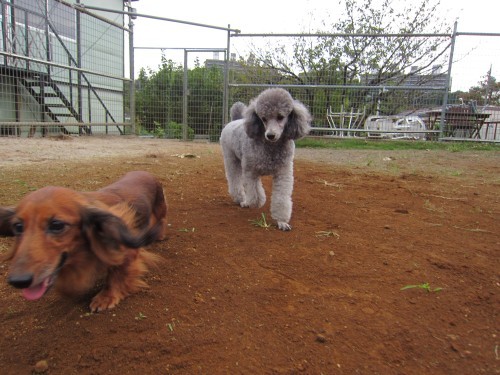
[8,274,33,289]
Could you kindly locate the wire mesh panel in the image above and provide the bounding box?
[185,50,226,141]
[447,34,500,141]
[134,49,226,141]
[131,27,499,142]
[134,52,185,138]
[4,2,497,142]
[228,33,452,140]
[228,31,500,142]
[0,0,129,136]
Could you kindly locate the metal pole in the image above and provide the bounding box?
[233,32,452,38]
[128,13,135,135]
[55,0,128,30]
[71,3,239,33]
[1,2,8,63]
[223,25,230,126]
[76,0,83,129]
[0,51,131,81]
[182,49,188,141]
[440,21,458,139]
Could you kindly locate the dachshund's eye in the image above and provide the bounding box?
[47,219,68,234]
[12,222,24,235]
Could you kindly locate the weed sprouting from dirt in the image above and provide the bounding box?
[135,312,147,320]
[250,213,272,229]
[401,283,443,293]
[315,230,340,238]
[14,179,36,192]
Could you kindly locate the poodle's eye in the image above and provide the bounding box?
[261,116,267,123]
[277,114,285,121]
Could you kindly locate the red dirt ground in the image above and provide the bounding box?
[0,137,498,374]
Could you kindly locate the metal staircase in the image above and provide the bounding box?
[1,0,124,136]
[2,65,90,135]
[20,72,82,127]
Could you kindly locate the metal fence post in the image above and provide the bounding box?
[129,17,135,135]
[440,20,458,139]
[182,49,188,141]
[223,25,230,126]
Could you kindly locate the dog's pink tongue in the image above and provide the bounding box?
[22,278,49,301]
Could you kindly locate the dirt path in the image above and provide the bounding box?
[0,136,498,374]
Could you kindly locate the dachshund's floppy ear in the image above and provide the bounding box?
[283,100,312,140]
[0,207,15,236]
[82,207,160,265]
[244,100,265,139]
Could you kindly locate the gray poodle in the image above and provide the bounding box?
[220,88,312,231]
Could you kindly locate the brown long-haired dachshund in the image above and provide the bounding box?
[0,171,167,312]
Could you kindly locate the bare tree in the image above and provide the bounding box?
[244,0,452,115]
[461,68,500,106]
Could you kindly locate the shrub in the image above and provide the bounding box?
[149,121,194,140]
[164,121,194,140]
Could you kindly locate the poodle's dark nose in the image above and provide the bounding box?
[266,133,276,141]
[8,274,33,289]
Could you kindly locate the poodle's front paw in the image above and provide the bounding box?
[277,221,292,231]
[231,195,244,205]
[240,199,264,209]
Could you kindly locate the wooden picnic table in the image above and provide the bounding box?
[425,107,490,139]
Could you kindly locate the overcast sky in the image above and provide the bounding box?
[129,0,500,91]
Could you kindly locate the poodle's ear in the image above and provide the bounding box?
[284,100,312,140]
[243,100,265,139]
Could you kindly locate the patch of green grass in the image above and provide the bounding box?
[401,282,443,293]
[13,179,37,192]
[296,138,498,151]
[449,170,463,177]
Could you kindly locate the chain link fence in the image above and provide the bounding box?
[1,1,499,142]
[228,30,499,142]
[131,17,500,143]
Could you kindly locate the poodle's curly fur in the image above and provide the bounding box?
[220,88,312,231]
